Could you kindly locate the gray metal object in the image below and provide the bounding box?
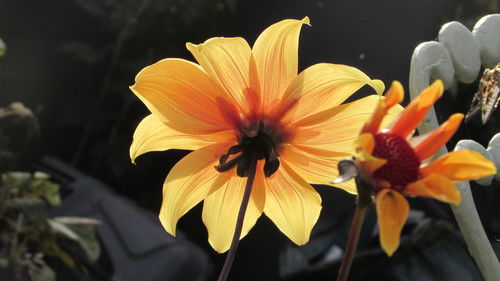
[408,14,500,281]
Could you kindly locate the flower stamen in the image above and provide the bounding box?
[372,133,421,192]
[216,121,281,177]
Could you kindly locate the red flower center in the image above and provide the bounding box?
[372,133,421,192]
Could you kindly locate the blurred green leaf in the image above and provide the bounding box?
[31,177,60,207]
[28,261,56,281]
[0,37,5,57]
[48,219,80,240]
[52,217,101,262]
[0,258,8,268]
[0,102,33,119]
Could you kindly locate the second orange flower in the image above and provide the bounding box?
[355,80,497,256]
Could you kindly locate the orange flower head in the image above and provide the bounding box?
[355,80,497,256]
[129,17,399,253]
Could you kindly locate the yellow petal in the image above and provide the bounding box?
[404,174,461,205]
[413,113,463,161]
[131,58,237,134]
[130,114,234,163]
[186,37,259,113]
[202,165,266,253]
[356,149,387,175]
[376,189,409,256]
[355,133,375,154]
[420,150,497,181]
[158,144,231,236]
[279,63,384,123]
[361,81,403,134]
[389,80,444,138]
[280,144,356,194]
[263,162,322,245]
[292,95,401,152]
[252,17,310,109]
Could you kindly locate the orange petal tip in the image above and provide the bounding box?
[384,81,404,105]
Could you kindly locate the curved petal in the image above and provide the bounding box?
[278,63,384,123]
[186,37,260,113]
[252,17,310,109]
[131,58,238,134]
[413,113,463,161]
[383,81,405,109]
[389,80,444,138]
[280,144,356,193]
[159,143,232,237]
[263,162,322,245]
[361,81,404,134]
[375,189,409,256]
[355,133,375,154]
[291,95,403,152]
[356,151,387,176]
[420,150,497,181]
[404,174,461,205]
[354,133,387,189]
[130,114,235,163]
[202,164,266,253]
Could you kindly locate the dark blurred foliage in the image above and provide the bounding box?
[0,0,499,280]
[0,102,101,281]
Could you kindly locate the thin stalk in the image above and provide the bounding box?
[216,155,257,281]
[336,205,367,281]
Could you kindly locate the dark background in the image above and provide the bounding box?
[0,0,498,280]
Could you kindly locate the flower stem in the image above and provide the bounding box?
[217,154,257,281]
[336,205,367,281]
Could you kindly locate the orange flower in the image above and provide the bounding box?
[130,17,395,253]
[355,80,497,256]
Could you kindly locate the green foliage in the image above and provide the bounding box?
[0,103,101,280]
[0,171,102,280]
[0,37,5,57]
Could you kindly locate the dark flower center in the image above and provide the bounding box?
[216,121,281,177]
[371,133,421,192]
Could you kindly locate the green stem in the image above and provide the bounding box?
[216,155,257,281]
[336,205,367,281]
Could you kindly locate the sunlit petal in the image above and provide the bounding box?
[159,144,232,237]
[130,114,234,163]
[420,150,497,181]
[202,165,266,253]
[280,144,356,193]
[383,81,405,109]
[361,81,404,134]
[186,37,260,113]
[376,189,409,256]
[131,58,237,134]
[414,113,463,161]
[263,162,321,245]
[389,80,444,138]
[404,174,461,205]
[279,63,384,123]
[292,95,403,152]
[252,17,309,109]
[355,133,375,154]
